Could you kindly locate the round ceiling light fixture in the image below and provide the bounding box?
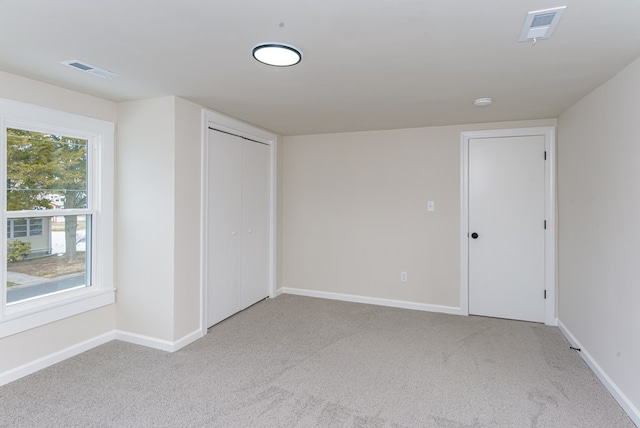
[473,97,493,107]
[252,43,302,67]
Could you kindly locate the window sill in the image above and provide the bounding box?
[0,288,115,339]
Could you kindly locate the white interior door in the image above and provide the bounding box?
[468,135,546,323]
[240,140,270,309]
[207,130,242,327]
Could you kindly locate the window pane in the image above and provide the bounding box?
[29,218,43,236]
[6,215,90,305]
[12,218,27,238]
[6,128,88,211]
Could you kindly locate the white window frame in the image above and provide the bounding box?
[0,99,114,338]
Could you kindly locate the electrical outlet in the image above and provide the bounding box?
[400,271,408,282]
[427,200,435,212]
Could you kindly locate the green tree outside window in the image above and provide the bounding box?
[6,128,87,262]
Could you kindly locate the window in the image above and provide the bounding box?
[7,218,44,238]
[28,218,43,236]
[0,99,114,338]
[6,128,91,304]
[9,218,27,238]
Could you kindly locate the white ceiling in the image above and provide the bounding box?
[1,0,639,136]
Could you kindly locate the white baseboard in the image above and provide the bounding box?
[172,329,205,351]
[114,328,204,353]
[1,328,206,386]
[558,319,640,426]
[273,287,284,297]
[281,287,463,316]
[0,331,115,386]
[113,330,173,351]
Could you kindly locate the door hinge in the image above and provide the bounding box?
[544,151,547,160]
[544,290,547,299]
[544,220,547,229]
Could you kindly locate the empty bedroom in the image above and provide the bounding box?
[0,0,639,426]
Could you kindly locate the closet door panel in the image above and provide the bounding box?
[207,130,242,327]
[240,140,270,309]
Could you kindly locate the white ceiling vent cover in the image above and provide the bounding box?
[519,6,566,42]
[61,60,119,79]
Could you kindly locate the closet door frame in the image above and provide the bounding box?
[200,109,278,334]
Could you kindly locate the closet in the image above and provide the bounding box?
[206,128,270,327]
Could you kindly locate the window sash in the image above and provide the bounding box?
[6,214,92,306]
[4,212,96,307]
[5,128,94,213]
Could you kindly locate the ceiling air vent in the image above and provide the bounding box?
[519,6,566,42]
[61,60,119,79]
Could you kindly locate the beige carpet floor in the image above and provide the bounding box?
[0,294,634,427]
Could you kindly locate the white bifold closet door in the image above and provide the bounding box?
[207,129,269,328]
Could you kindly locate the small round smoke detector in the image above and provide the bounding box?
[474,97,493,107]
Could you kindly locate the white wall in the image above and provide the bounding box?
[116,97,176,340]
[558,57,640,417]
[281,118,556,308]
[0,71,117,122]
[116,96,203,343]
[173,97,203,339]
[0,71,116,375]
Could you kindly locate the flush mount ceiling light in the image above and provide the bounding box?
[474,98,493,107]
[252,43,301,67]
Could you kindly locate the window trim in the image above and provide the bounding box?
[0,98,114,338]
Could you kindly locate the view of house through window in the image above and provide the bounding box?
[5,128,91,305]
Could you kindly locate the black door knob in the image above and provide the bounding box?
[471,232,479,239]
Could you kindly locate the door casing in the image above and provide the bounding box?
[460,127,556,326]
